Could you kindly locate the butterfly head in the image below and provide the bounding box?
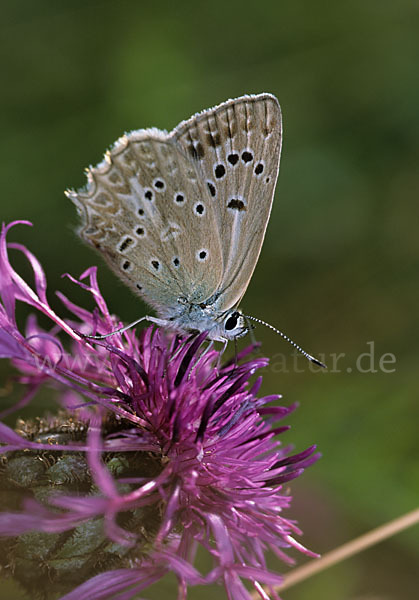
[170,301,249,342]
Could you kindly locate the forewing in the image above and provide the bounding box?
[172,94,282,309]
[67,130,224,316]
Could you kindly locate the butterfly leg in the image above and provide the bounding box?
[80,315,168,340]
[214,338,229,371]
[167,331,202,366]
[188,339,215,380]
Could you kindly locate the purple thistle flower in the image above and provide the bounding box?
[0,221,319,599]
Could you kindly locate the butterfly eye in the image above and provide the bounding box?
[224,311,240,332]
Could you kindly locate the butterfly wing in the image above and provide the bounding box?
[172,93,282,310]
[67,130,224,318]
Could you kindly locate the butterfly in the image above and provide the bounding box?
[66,94,324,366]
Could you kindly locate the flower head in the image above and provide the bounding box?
[0,221,319,599]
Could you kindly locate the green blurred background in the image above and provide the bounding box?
[1,1,418,598]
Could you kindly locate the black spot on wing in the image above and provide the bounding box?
[215,164,226,179]
[227,198,246,211]
[119,237,134,253]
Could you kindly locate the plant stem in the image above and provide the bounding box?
[252,507,419,597]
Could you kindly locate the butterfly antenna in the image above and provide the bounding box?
[243,314,326,368]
